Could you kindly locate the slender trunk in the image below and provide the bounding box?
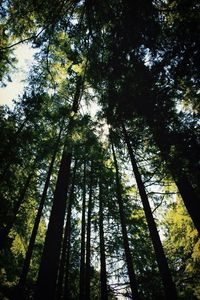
[63,218,72,300]
[99,179,108,300]
[79,162,86,300]
[15,127,63,299]
[56,159,77,299]
[122,122,178,300]
[85,162,93,300]
[110,136,140,300]
[34,150,72,300]
[34,76,82,300]
[0,158,37,250]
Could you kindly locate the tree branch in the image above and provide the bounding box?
[0,28,45,50]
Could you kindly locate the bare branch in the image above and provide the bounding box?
[0,28,45,50]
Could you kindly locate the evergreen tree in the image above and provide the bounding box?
[0,1,199,299]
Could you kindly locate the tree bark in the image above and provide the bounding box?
[110,135,140,300]
[122,122,178,300]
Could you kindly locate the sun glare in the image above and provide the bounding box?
[0,44,36,108]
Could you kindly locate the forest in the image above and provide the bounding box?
[0,0,199,299]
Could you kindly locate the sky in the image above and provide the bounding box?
[0,44,101,117]
[0,44,36,108]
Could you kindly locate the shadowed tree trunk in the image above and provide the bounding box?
[63,183,75,300]
[34,76,82,300]
[110,134,140,300]
[63,232,72,300]
[99,178,108,300]
[155,134,200,234]
[15,126,63,300]
[79,161,87,300]
[56,158,77,300]
[175,175,200,234]
[63,194,74,300]
[85,162,93,300]
[122,122,178,300]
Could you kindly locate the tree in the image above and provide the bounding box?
[15,125,63,300]
[85,162,93,300]
[0,1,199,299]
[85,0,200,234]
[56,158,77,300]
[121,122,177,299]
[79,161,87,300]
[34,76,83,300]
[163,195,200,300]
[110,133,140,300]
[99,177,109,300]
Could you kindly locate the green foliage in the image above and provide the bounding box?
[0,194,46,289]
[163,197,200,299]
[0,0,199,299]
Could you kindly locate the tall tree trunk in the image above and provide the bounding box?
[79,162,86,300]
[63,215,73,300]
[34,76,82,300]
[122,122,178,300]
[0,158,38,250]
[99,178,108,300]
[157,141,200,234]
[15,127,63,300]
[85,162,93,300]
[110,135,140,300]
[154,132,200,234]
[56,158,77,300]
[175,175,200,234]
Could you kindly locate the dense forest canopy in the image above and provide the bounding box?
[0,0,199,299]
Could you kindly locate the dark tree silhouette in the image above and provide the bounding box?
[34,76,82,300]
[122,122,178,299]
[99,178,109,300]
[110,134,140,300]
